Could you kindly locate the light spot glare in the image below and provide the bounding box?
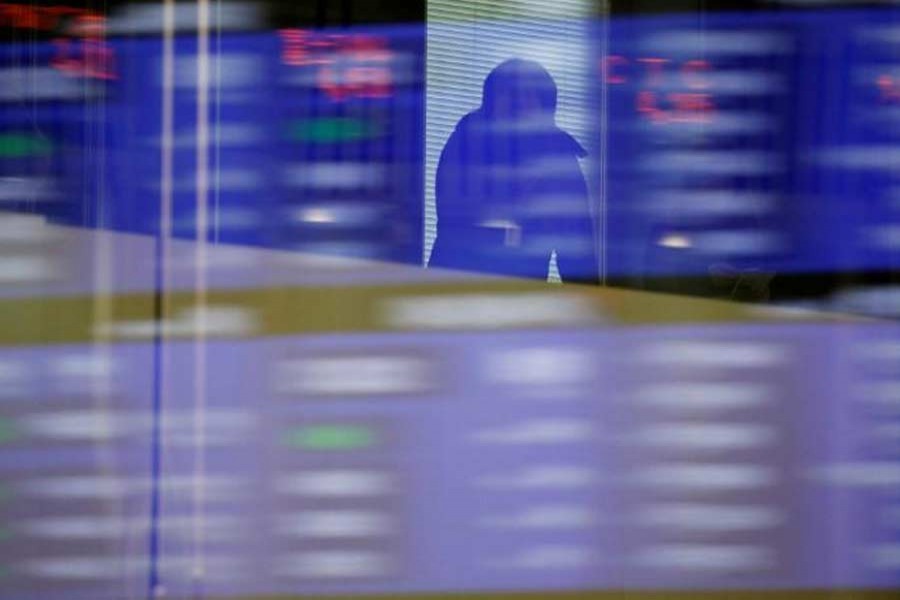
[658,233,692,249]
[299,208,336,224]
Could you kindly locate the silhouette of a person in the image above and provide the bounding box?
[428,59,599,283]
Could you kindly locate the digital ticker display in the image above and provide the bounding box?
[1,8,899,280]
[0,13,426,263]
[1,6,900,598]
[602,9,900,280]
[1,282,900,599]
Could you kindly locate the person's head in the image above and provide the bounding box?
[480,59,558,122]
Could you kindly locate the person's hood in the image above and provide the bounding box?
[451,59,587,158]
[454,109,587,159]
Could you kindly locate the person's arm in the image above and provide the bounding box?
[428,128,463,267]
[554,165,600,285]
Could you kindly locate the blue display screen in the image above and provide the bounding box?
[0,25,426,264]
[2,10,899,278]
[602,9,900,278]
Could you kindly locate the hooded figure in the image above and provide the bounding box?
[428,59,598,283]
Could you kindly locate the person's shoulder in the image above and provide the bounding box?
[457,110,481,127]
[531,126,587,159]
[450,110,485,138]
[555,130,587,158]
[440,111,483,158]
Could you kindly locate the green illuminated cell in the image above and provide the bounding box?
[0,420,18,445]
[286,118,381,143]
[0,134,53,158]
[281,424,378,450]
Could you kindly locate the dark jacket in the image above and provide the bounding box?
[428,59,599,283]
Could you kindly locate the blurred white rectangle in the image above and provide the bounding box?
[882,505,900,527]
[872,423,900,441]
[0,359,29,397]
[25,555,243,581]
[23,409,251,444]
[491,545,593,570]
[96,305,258,339]
[653,112,776,136]
[634,423,776,451]
[636,503,784,532]
[635,464,777,491]
[275,551,391,579]
[275,354,430,396]
[859,382,900,407]
[287,241,382,259]
[868,544,900,569]
[0,214,55,243]
[640,341,787,368]
[813,462,900,488]
[487,347,591,386]
[482,505,596,530]
[634,382,771,411]
[645,192,774,219]
[23,557,143,581]
[641,31,791,55]
[645,151,783,176]
[21,475,242,500]
[870,224,900,249]
[0,177,54,203]
[473,418,592,445]
[818,146,900,171]
[155,124,264,149]
[0,255,56,283]
[53,353,114,380]
[652,71,786,95]
[0,68,94,101]
[689,230,784,255]
[858,25,900,45]
[280,54,418,88]
[477,465,597,490]
[279,511,392,539]
[291,204,386,227]
[385,292,595,329]
[151,169,263,193]
[171,55,262,89]
[634,544,774,571]
[282,163,385,190]
[108,2,261,35]
[20,514,240,541]
[276,470,393,498]
[855,340,900,362]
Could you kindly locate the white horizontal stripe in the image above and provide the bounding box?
[276,471,393,498]
[635,464,777,490]
[637,504,784,531]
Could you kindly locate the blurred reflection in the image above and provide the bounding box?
[0,1,899,600]
[1,222,898,597]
